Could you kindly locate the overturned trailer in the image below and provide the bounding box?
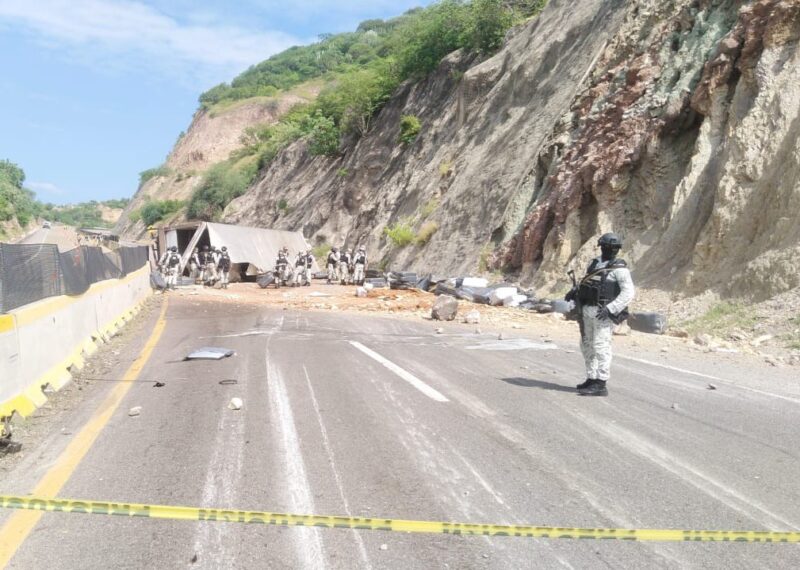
[157,222,317,282]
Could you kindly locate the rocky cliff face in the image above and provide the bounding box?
[503,0,800,300]
[132,0,800,301]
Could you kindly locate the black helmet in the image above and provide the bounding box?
[221,246,227,252]
[171,246,178,252]
[332,246,338,252]
[598,233,622,248]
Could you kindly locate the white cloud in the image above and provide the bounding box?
[0,0,302,81]
[28,181,65,195]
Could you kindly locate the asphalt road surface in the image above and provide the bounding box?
[2,296,800,569]
[16,224,79,252]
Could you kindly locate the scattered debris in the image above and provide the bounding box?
[309,291,332,298]
[153,381,165,388]
[498,332,505,341]
[432,295,459,321]
[670,403,679,410]
[751,334,773,347]
[660,347,669,353]
[219,379,238,385]
[0,439,22,455]
[489,287,518,306]
[379,544,388,552]
[435,328,444,334]
[707,383,717,390]
[184,347,235,361]
[628,312,668,335]
[190,554,198,564]
[128,406,142,417]
[693,334,713,347]
[668,328,689,338]
[463,310,481,324]
[228,398,243,411]
[355,287,367,298]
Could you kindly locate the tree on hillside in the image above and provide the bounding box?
[0,159,25,189]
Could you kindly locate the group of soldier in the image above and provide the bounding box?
[325,245,368,286]
[158,244,231,289]
[274,246,315,287]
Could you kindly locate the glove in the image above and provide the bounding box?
[597,306,612,321]
[565,288,576,302]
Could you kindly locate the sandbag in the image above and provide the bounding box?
[462,277,489,288]
[434,282,458,297]
[257,272,275,289]
[628,312,667,334]
[489,287,518,306]
[365,269,383,279]
[550,300,573,314]
[149,271,166,290]
[503,294,529,308]
[365,277,387,288]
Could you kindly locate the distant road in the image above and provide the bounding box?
[16,224,79,252]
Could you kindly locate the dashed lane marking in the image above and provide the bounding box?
[349,341,449,402]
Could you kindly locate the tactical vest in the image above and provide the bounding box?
[577,258,627,307]
[168,253,180,267]
[327,253,337,265]
[218,253,231,270]
[355,254,366,265]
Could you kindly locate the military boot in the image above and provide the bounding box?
[576,378,594,390]
[578,379,608,396]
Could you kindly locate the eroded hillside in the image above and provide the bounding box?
[122,0,800,303]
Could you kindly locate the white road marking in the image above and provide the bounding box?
[267,335,327,569]
[465,338,559,351]
[349,341,449,402]
[303,366,372,570]
[617,354,800,404]
[568,406,800,531]
[192,364,246,567]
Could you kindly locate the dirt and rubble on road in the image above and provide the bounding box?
[173,281,800,369]
[0,296,162,472]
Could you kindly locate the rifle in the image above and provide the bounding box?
[567,270,585,343]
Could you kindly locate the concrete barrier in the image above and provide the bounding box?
[0,266,152,419]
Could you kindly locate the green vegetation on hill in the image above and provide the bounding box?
[129,199,185,226]
[186,1,547,221]
[0,160,39,227]
[1,159,129,231]
[200,1,545,109]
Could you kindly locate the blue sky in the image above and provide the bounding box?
[0,0,430,204]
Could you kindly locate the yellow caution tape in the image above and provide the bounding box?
[1,495,799,543]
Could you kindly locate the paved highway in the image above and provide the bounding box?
[16,224,80,252]
[2,296,800,568]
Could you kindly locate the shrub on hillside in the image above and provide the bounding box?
[416,221,439,245]
[137,199,184,226]
[399,115,422,144]
[187,163,251,221]
[384,221,415,247]
[139,165,173,186]
[303,111,340,156]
